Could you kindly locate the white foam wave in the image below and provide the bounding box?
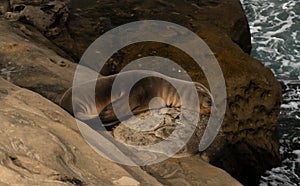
[241,0,300,79]
[240,1,300,185]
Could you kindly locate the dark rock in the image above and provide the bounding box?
[48,0,252,62]
[0,0,9,15]
[0,0,282,185]
[47,0,280,185]
[4,0,69,37]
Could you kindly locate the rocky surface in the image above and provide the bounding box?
[45,0,280,185]
[0,5,243,185]
[0,0,282,185]
[0,17,92,104]
[0,76,163,186]
[113,108,226,161]
[0,76,241,185]
[143,156,242,186]
[54,0,252,63]
[3,0,69,37]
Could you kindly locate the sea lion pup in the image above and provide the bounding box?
[60,70,213,125]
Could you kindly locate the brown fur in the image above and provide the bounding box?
[60,70,212,125]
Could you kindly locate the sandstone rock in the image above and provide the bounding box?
[0,76,242,185]
[0,14,240,184]
[112,176,140,186]
[0,17,87,104]
[143,156,243,186]
[0,76,163,186]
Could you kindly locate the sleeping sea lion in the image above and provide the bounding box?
[60,70,213,125]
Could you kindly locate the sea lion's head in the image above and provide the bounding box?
[60,85,108,121]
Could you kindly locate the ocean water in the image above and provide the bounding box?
[240,0,300,185]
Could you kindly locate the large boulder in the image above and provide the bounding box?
[0,0,282,185]
[43,0,280,185]
[0,12,243,185]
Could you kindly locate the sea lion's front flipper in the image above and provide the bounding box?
[99,96,134,125]
[99,96,154,126]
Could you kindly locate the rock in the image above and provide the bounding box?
[112,108,226,161]
[4,0,69,36]
[0,0,282,185]
[51,0,252,62]
[0,17,82,104]
[0,76,242,185]
[45,0,280,185]
[0,0,9,15]
[112,176,140,186]
[0,14,241,184]
[0,76,163,186]
[143,156,243,186]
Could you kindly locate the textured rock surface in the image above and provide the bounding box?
[3,0,69,37]
[113,108,226,161]
[0,0,9,15]
[0,17,87,104]
[0,0,282,185]
[42,0,280,185]
[0,76,165,185]
[54,0,252,62]
[143,156,243,186]
[0,77,241,185]
[0,15,241,185]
